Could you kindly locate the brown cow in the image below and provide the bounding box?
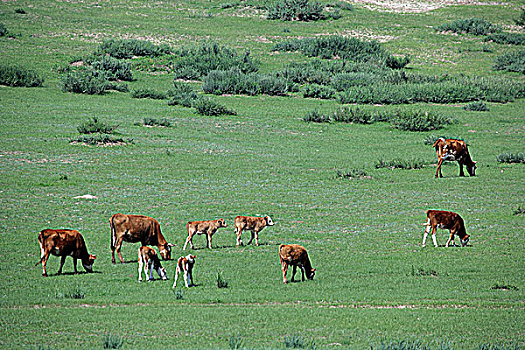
[183,219,227,250]
[279,244,316,284]
[110,213,174,264]
[433,138,476,178]
[137,246,167,282]
[35,229,96,277]
[234,215,274,247]
[172,254,196,288]
[422,210,470,247]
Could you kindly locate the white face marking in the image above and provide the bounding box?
[266,216,274,226]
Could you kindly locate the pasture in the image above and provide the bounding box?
[0,0,524,349]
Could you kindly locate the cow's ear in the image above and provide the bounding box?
[91,255,97,260]
[311,268,316,271]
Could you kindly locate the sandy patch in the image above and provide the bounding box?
[344,0,507,13]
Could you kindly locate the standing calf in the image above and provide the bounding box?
[433,138,476,178]
[422,210,470,247]
[172,255,196,288]
[183,219,227,250]
[279,244,316,284]
[234,215,274,247]
[35,229,96,277]
[137,246,167,282]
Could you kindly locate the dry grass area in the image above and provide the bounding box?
[345,0,508,13]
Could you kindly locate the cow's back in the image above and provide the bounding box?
[427,210,459,229]
[112,214,160,244]
[279,244,307,262]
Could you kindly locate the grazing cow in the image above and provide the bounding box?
[172,254,196,288]
[183,219,227,250]
[35,229,96,277]
[137,246,167,282]
[234,215,274,247]
[433,138,477,178]
[279,244,316,284]
[422,210,470,247]
[109,213,174,264]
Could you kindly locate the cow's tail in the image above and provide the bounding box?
[110,215,116,251]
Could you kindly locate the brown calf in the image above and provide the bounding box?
[279,244,316,284]
[172,254,196,288]
[35,229,96,277]
[137,246,167,282]
[433,138,476,178]
[183,219,227,250]
[110,213,174,264]
[234,215,274,247]
[422,210,470,247]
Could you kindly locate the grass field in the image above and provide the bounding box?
[0,1,524,349]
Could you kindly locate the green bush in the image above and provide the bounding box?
[95,38,170,59]
[485,32,525,45]
[391,110,453,132]
[0,63,44,87]
[336,168,368,179]
[202,68,288,96]
[464,101,489,111]
[331,106,377,124]
[60,69,107,94]
[302,84,335,99]
[77,117,118,134]
[216,271,230,288]
[303,110,331,123]
[106,81,129,92]
[132,55,176,73]
[15,8,26,14]
[375,158,428,170]
[267,0,325,21]
[492,50,525,74]
[143,117,171,127]
[72,134,132,146]
[0,23,7,36]
[515,8,525,27]
[496,152,524,164]
[90,55,133,81]
[193,97,237,116]
[435,18,501,35]
[131,88,167,99]
[168,81,199,107]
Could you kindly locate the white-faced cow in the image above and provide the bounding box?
[433,138,476,178]
[137,246,167,282]
[35,229,96,277]
[110,213,174,264]
[183,219,227,250]
[279,244,316,284]
[172,254,196,288]
[234,215,274,247]
[422,210,470,247]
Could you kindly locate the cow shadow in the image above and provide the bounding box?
[43,271,102,277]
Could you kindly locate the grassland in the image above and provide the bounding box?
[0,1,524,349]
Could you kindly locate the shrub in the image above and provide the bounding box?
[106,81,129,92]
[90,55,133,81]
[267,0,325,21]
[375,158,428,170]
[193,97,237,116]
[516,8,525,27]
[411,266,438,277]
[496,152,525,163]
[302,84,335,99]
[492,50,525,74]
[131,88,167,99]
[77,117,117,134]
[391,110,453,132]
[303,110,331,123]
[60,69,108,94]
[202,68,288,96]
[331,106,376,124]
[336,168,368,179]
[173,41,258,80]
[168,81,199,107]
[143,117,171,127]
[103,332,123,349]
[485,32,525,45]
[15,8,26,14]
[513,206,525,215]
[95,38,170,59]
[56,286,86,299]
[464,101,489,111]
[490,283,519,291]
[435,18,501,35]
[284,335,315,349]
[0,23,7,37]
[216,271,229,288]
[173,289,184,300]
[479,343,521,350]
[0,63,44,87]
[132,55,176,73]
[72,134,132,146]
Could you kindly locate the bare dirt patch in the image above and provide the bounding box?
[345,0,507,13]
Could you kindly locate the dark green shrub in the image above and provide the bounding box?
[496,152,524,163]
[435,18,501,35]
[485,32,525,45]
[77,117,118,134]
[202,68,288,96]
[303,110,331,123]
[411,266,438,277]
[91,55,133,81]
[464,101,489,111]
[72,134,132,146]
[103,332,123,349]
[168,81,199,107]
[0,23,7,37]
[216,271,229,288]
[60,69,107,94]
[267,0,325,21]
[490,283,519,291]
[0,63,44,87]
[15,8,26,14]
[193,97,237,116]
[492,50,525,74]
[132,55,176,73]
[106,81,129,92]
[336,168,368,179]
[515,8,525,27]
[332,1,354,11]
[284,335,315,349]
[302,84,335,99]
[131,88,167,99]
[174,41,258,80]
[95,38,170,59]
[143,117,171,127]
[391,110,453,132]
[375,158,428,170]
[331,106,376,124]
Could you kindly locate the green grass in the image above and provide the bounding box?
[0,0,524,349]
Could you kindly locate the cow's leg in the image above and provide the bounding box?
[291,265,297,282]
[254,230,260,246]
[172,266,180,288]
[183,269,190,287]
[431,226,438,247]
[183,230,195,250]
[72,258,78,274]
[422,221,431,247]
[300,265,306,281]
[138,258,143,282]
[281,262,289,284]
[446,229,456,247]
[41,253,50,277]
[189,269,194,287]
[148,260,155,281]
[206,233,213,249]
[246,230,255,245]
[235,227,243,247]
[58,255,67,275]
[435,158,444,178]
[458,162,465,177]
[114,236,125,263]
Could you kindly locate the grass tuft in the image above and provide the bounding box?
[496,152,525,164]
[102,332,124,349]
[77,117,118,134]
[216,271,229,288]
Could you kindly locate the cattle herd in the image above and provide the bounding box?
[35,138,476,285]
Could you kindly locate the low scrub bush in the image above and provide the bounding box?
[193,97,237,116]
[0,23,7,37]
[515,8,525,27]
[95,38,170,59]
[168,81,199,107]
[132,55,176,73]
[303,110,331,123]
[411,265,438,277]
[131,88,167,99]
[331,106,377,124]
[391,110,453,132]
[103,332,123,349]
[435,18,501,35]
[336,168,368,179]
[56,286,86,299]
[90,55,133,81]
[267,0,325,21]
[492,50,525,74]
[302,84,335,99]
[496,152,525,163]
[372,339,452,350]
[60,69,107,94]
[490,283,519,291]
[464,101,489,111]
[485,32,525,45]
[77,117,117,134]
[216,271,229,288]
[106,81,129,92]
[143,117,171,127]
[0,63,44,87]
[71,134,133,146]
[15,8,26,14]
[202,68,288,96]
[375,158,429,170]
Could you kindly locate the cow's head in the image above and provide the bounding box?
[460,234,470,247]
[265,216,275,226]
[218,218,227,227]
[307,268,316,280]
[467,162,477,176]
[82,254,97,273]
[160,243,175,260]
